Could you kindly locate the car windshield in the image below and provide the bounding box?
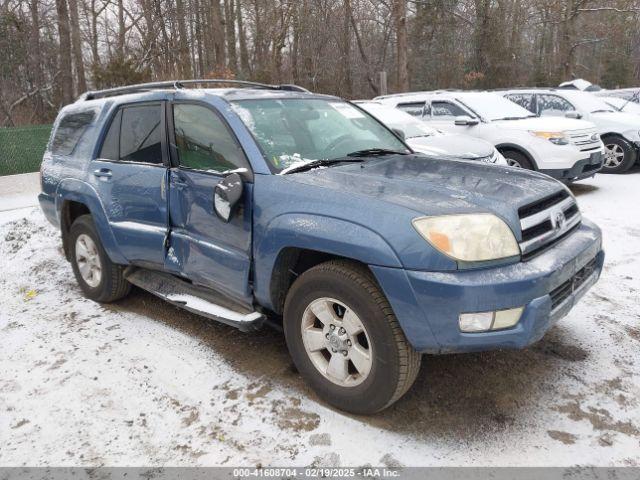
[357,103,438,139]
[602,96,640,114]
[563,91,615,113]
[455,93,535,121]
[231,98,409,172]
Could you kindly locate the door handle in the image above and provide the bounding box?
[93,168,112,179]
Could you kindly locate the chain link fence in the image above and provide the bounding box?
[0,124,52,176]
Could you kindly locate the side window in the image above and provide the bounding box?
[431,101,467,118]
[120,104,162,163]
[538,94,574,116]
[51,110,95,155]
[396,102,426,117]
[173,104,248,173]
[98,104,163,164]
[505,94,535,113]
[99,109,121,161]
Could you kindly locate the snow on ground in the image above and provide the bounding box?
[0,169,639,467]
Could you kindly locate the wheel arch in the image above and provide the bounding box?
[495,143,539,170]
[55,179,128,264]
[253,213,403,314]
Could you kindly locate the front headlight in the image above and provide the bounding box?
[530,131,569,145]
[412,214,520,262]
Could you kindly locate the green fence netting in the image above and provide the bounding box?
[0,124,52,176]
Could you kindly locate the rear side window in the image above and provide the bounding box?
[431,101,467,118]
[98,104,163,164]
[51,111,95,155]
[505,93,535,113]
[397,102,426,117]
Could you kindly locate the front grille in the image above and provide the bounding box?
[518,190,582,259]
[567,128,601,152]
[549,257,597,310]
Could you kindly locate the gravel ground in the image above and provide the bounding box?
[0,168,639,467]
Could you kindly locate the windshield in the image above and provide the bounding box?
[231,98,409,172]
[455,93,535,121]
[602,96,640,114]
[357,103,438,138]
[562,91,615,113]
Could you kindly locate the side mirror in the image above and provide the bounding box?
[214,173,244,222]
[565,111,582,119]
[391,128,406,140]
[454,115,479,126]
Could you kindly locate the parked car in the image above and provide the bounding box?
[354,101,507,165]
[596,87,640,103]
[503,89,640,173]
[39,80,604,414]
[375,91,604,182]
[600,96,640,115]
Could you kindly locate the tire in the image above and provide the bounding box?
[501,150,534,170]
[601,136,637,173]
[69,214,131,303]
[283,260,422,414]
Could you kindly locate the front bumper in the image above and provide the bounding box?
[371,219,603,354]
[539,151,604,182]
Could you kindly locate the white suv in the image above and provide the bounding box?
[375,91,604,182]
[503,89,640,173]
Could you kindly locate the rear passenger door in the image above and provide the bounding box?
[166,101,253,304]
[92,102,169,267]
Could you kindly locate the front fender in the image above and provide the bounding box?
[253,213,403,309]
[55,178,128,264]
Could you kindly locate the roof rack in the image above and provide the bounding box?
[78,79,310,101]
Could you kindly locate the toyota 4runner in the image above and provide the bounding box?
[39,80,604,413]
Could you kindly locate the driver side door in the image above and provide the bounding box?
[166,101,254,305]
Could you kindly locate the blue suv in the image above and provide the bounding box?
[39,80,604,413]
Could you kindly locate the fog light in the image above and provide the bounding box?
[459,307,523,333]
[492,307,524,330]
[459,312,494,332]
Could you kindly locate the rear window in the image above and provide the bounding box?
[51,111,95,155]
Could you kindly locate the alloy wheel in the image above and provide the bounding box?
[75,234,102,288]
[301,297,373,387]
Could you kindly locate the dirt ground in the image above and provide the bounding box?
[1,168,639,467]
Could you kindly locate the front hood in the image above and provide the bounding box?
[407,134,494,159]
[285,154,564,232]
[592,111,640,129]
[492,116,594,131]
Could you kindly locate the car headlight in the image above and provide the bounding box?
[530,131,569,145]
[412,214,520,262]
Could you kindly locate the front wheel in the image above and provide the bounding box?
[602,136,637,173]
[501,150,533,170]
[283,260,422,414]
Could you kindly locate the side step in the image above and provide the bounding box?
[124,268,265,332]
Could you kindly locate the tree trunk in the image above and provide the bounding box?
[176,0,192,77]
[28,0,44,116]
[236,0,250,76]
[210,0,226,70]
[67,0,87,94]
[341,0,352,97]
[225,0,238,73]
[392,0,409,92]
[55,0,74,105]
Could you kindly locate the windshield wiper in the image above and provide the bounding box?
[280,158,364,175]
[346,148,409,157]
[494,116,533,121]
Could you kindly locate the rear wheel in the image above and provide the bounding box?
[602,136,636,173]
[501,150,534,170]
[69,215,131,302]
[283,260,421,414]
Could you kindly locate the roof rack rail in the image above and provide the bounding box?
[78,79,310,101]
